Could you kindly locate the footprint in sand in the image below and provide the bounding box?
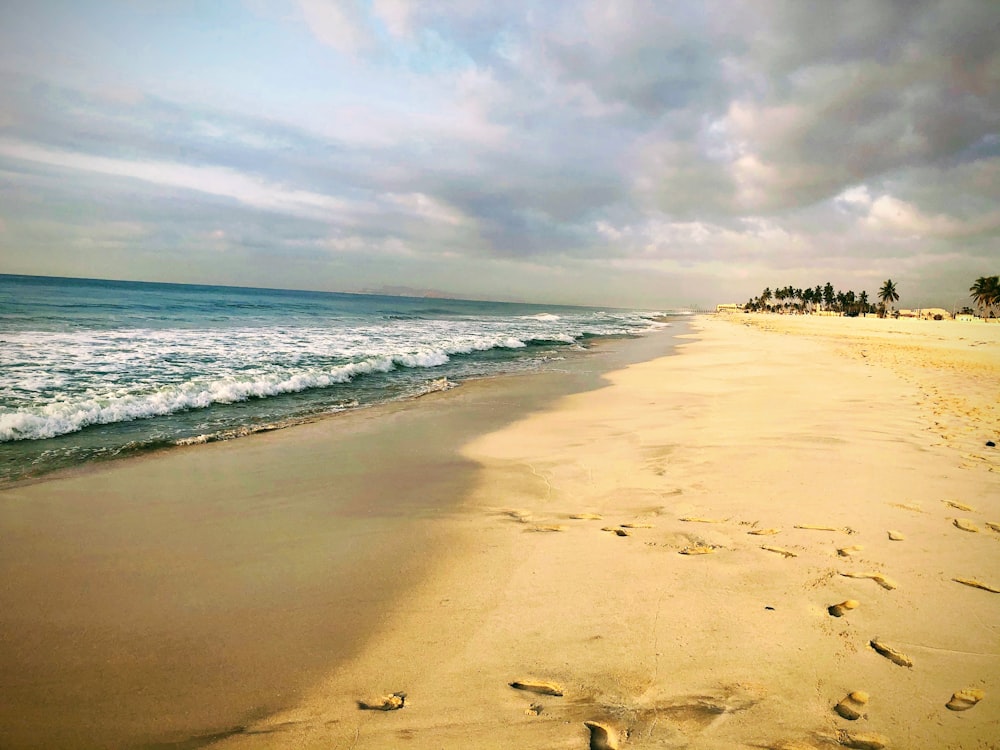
[569,513,603,521]
[946,688,984,711]
[748,528,781,536]
[834,691,869,720]
[526,524,566,532]
[679,546,714,555]
[795,524,856,533]
[621,522,653,529]
[986,522,1000,533]
[836,730,889,749]
[954,518,979,532]
[509,680,564,697]
[840,572,896,590]
[584,720,620,750]
[945,500,975,512]
[828,599,859,618]
[761,545,797,558]
[680,517,727,524]
[358,692,406,710]
[502,509,534,523]
[601,526,630,537]
[837,545,863,557]
[953,577,1000,593]
[887,530,905,541]
[869,638,913,667]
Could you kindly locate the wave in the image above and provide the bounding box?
[0,334,572,442]
[1,305,677,445]
[521,313,561,321]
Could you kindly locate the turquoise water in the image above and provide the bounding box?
[0,274,678,483]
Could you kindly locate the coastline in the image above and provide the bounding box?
[0,325,685,749]
[3,314,998,749]
[208,313,998,749]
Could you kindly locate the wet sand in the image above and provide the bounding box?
[0,327,683,749]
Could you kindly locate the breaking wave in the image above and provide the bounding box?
[1,330,606,442]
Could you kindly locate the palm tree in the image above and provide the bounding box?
[761,287,772,311]
[859,290,869,317]
[844,290,856,316]
[970,276,999,319]
[878,279,899,318]
[823,282,835,311]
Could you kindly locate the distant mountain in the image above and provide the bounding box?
[359,285,457,299]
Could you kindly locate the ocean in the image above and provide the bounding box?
[0,274,678,484]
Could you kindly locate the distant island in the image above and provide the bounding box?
[357,285,458,299]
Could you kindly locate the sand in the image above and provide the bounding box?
[3,315,999,749]
[0,327,678,749]
[202,314,998,750]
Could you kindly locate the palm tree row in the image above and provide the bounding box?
[969,276,999,319]
[742,275,998,319]
[743,282,881,317]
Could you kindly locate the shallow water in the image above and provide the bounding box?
[1,274,680,483]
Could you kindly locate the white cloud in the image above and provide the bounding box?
[380,191,467,226]
[296,0,373,55]
[372,0,413,38]
[861,194,1000,238]
[835,185,873,210]
[0,137,357,221]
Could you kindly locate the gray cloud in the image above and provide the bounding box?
[0,0,996,308]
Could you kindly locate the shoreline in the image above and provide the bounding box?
[209,313,998,749]
[3,314,998,749]
[0,325,686,750]
[0,328,670,491]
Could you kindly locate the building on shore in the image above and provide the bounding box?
[897,308,953,320]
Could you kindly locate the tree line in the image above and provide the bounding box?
[743,279,899,317]
[742,276,998,319]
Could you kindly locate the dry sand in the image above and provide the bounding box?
[3,315,998,749]
[206,314,999,749]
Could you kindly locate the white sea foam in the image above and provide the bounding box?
[1,308,668,442]
[522,313,561,321]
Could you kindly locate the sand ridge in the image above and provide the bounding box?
[209,315,999,749]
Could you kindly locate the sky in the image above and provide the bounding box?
[0,1,997,309]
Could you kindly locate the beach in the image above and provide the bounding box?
[2,315,999,749]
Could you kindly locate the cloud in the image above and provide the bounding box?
[1,0,997,307]
[861,194,1000,239]
[835,185,872,210]
[0,137,357,221]
[295,0,374,55]
[371,0,412,38]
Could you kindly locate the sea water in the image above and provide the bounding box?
[0,274,678,483]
